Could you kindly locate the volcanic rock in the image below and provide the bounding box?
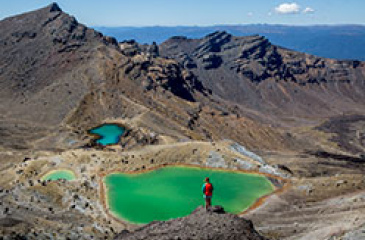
[147,41,159,57]
[202,53,223,69]
[115,206,267,240]
[160,32,365,122]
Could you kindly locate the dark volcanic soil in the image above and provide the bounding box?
[316,115,365,155]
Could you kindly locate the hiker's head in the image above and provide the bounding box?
[205,177,210,183]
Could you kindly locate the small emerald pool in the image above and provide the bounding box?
[41,170,76,181]
[104,166,275,224]
[89,124,125,146]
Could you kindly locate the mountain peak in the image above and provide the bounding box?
[48,2,62,12]
[205,30,230,38]
[193,31,232,57]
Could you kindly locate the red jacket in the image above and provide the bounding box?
[202,183,213,196]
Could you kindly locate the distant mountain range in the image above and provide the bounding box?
[95,25,365,61]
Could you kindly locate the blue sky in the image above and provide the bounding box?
[1,0,364,26]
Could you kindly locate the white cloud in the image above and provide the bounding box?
[303,7,315,14]
[275,3,300,14]
[247,12,254,17]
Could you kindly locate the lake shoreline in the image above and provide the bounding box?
[40,169,77,181]
[99,163,289,225]
[88,123,127,147]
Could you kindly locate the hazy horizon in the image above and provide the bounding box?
[93,23,365,28]
[1,0,365,27]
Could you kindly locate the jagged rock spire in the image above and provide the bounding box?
[48,2,62,12]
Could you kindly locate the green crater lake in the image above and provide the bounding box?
[89,124,125,146]
[41,170,76,181]
[105,166,275,224]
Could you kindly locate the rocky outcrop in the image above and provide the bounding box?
[202,53,223,69]
[115,206,267,240]
[147,41,159,57]
[160,31,365,122]
[234,36,284,82]
[194,31,231,57]
[122,54,203,101]
[161,31,364,84]
[117,36,208,102]
[119,40,141,56]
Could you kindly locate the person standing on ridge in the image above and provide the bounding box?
[202,177,213,210]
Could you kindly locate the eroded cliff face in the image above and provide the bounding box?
[160,31,365,123]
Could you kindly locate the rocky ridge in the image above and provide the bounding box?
[160,31,365,124]
[0,3,295,152]
[115,206,267,240]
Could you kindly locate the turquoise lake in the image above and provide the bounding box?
[105,166,274,224]
[41,170,76,181]
[89,124,125,146]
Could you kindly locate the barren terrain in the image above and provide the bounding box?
[0,4,364,240]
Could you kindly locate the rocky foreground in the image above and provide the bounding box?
[115,206,267,240]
